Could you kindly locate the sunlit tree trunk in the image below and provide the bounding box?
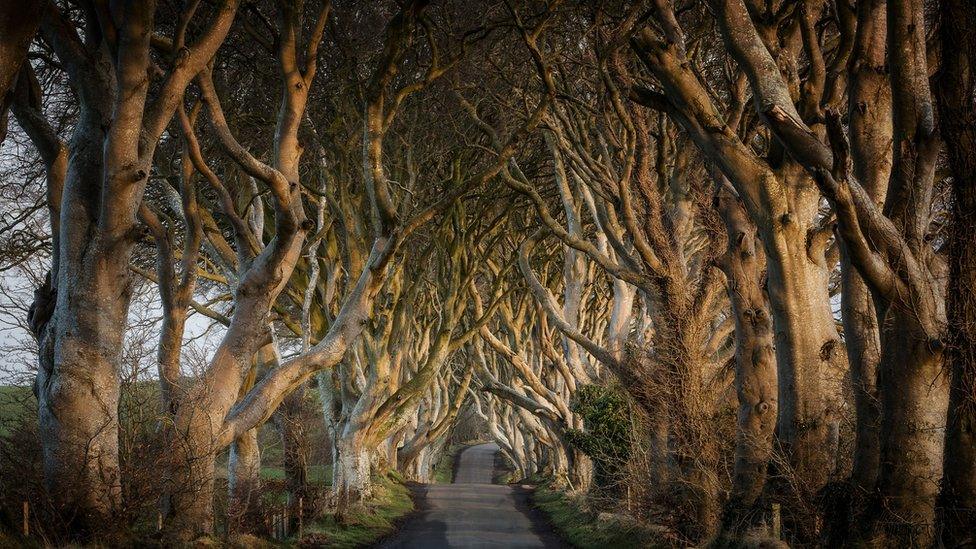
[715,190,777,541]
[632,26,848,513]
[333,425,373,513]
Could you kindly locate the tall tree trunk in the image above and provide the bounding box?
[34,114,125,540]
[669,364,720,543]
[758,171,843,502]
[37,280,125,536]
[716,191,778,541]
[870,313,948,545]
[843,0,890,494]
[157,307,187,417]
[165,341,271,540]
[838,256,881,490]
[935,0,976,543]
[861,0,950,543]
[333,426,373,517]
[566,446,593,492]
[224,346,265,531]
[827,246,882,544]
[227,428,261,535]
[320,369,343,483]
[653,309,720,543]
[167,432,218,541]
[823,5,891,539]
[630,34,847,514]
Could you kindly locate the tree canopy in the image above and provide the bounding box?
[0,0,974,546]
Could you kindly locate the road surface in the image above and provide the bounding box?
[378,443,564,548]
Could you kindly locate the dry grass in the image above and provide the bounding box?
[533,481,670,548]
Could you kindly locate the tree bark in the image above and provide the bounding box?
[35,113,125,540]
[227,428,261,535]
[0,0,40,143]
[274,385,311,515]
[20,2,237,540]
[870,312,948,544]
[935,0,976,544]
[333,426,373,517]
[166,437,218,540]
[843,0,890,493]
[630,34,847,512]
[823,4,890,540]
[758,168,843,505]
[716,190,777,541]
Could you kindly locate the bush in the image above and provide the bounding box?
[564,384,635,490]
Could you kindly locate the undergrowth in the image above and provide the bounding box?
[298,471,413,548]
[533,482,665,549]
[431,443,467,484]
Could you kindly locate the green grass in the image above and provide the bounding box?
[260,464,332,485]
[533,483,664,549]
[0,382,166,435]
[493,451,519,485]
[252,465,334,508]
[298,471,413,548]
[0,385,36,435]
[431,443,463,484]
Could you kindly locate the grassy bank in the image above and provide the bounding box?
[532,483,664,549]
[298,471,413,548]
[431,443,464,484]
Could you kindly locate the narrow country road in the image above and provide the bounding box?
[378,443,565,549]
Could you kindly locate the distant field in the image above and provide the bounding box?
[260,464,332,485]
[0,385,36,435]
[1,384,333,483]
[0,382,165,434]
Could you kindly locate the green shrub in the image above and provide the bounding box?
[564,384,634,489]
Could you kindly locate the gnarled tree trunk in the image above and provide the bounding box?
[332,426,373,516]
[756,168,843,501]
[227,428,261,535]
[716,190,777,541]
[36,113,125,540]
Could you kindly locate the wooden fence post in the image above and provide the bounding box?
[771,502,781,539]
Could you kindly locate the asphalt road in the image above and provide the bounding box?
[377,443,565,549]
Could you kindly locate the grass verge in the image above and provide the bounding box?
[298,470,413,548]
[431,443,464,484]
[532,482,663,549]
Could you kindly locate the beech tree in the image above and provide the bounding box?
[1,0,974,546]
[703,1,948,544]
[15,1,238,537]
[630,6,848,527]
